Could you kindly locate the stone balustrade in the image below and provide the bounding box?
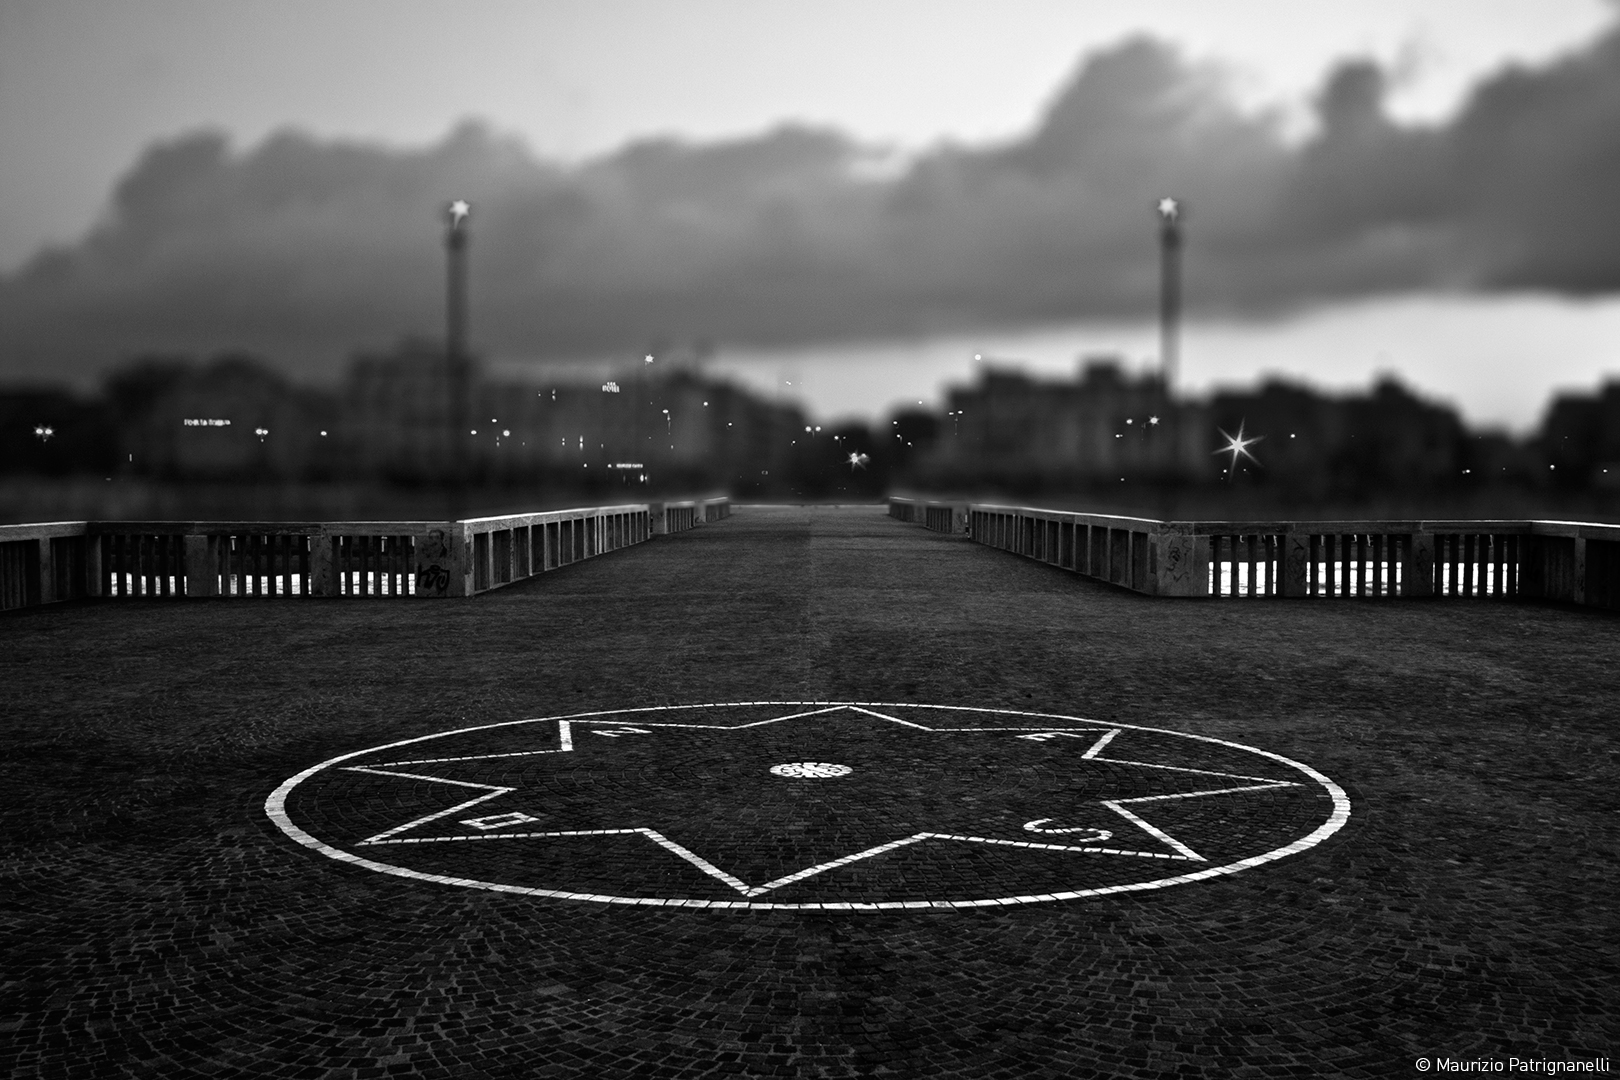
[886,497,966,535]
[888,497,1620,611]
[650,496,731,535]
[0,497,730,610]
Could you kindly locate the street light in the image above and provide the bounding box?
[445,199,471,517]
[1157,196,1181,397]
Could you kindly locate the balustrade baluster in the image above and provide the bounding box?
[1373,535,1385,598]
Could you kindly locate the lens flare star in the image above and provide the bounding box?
[447,199,470,228]
[846,452,870,470]
[1157,196,1179,221]
[1213,421,1263,480]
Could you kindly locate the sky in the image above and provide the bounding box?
[2,0,1618,431]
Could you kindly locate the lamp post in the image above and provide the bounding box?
[1157,196,1181,397]
[445,199,470,518]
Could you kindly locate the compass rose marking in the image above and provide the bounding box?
[342,766,513,844]
[638,830,754,893]
[462,812,539,831]
[1117,781,1299,805]
[1023,821,1112,840]
[572,705,856,731]
[369,719,573,767]
[921,834,1193,860]
[744,834,932,895]
[373,748,569,767]
[271,704,1349,908]
[370,827,649,845]
[343,714,1291,869]
[1088,756,1294,784]
[840,705,936,729]
[1102,802,1205,860]
[1097,782,1299,862]
[1081,729,1120,757]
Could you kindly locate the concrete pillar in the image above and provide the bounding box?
[1280,530,1310,598]
[183,535,220,597]
[36,537,54,605]
[1573,536,1587,606]
[1110,529,1130,586]
[1150,527,1208,597]
[457,525,474,597]
[1404,533,1436,598]
[307,532,336,596]
[412,525,459,598]
[85,532,103,597]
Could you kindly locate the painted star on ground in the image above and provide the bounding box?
[287,705,1330,907]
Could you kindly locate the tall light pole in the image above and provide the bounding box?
[1157,196,1181,397]
[446,199,470,517]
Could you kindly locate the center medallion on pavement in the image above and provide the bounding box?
[267,702,1350,910]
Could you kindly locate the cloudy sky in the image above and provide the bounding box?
[2,0,1618,429]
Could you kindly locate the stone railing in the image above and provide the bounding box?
[888,497,1619,611]
[0,497,730,610]
[652,496,731,535]
[887,496,966,535]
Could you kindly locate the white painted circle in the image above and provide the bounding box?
[770,762,852,778]
[266,702,1351,912]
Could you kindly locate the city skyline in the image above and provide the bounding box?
[1,1,1618,434]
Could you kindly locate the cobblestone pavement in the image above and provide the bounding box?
[3,505,1617,1078]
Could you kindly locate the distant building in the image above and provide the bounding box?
[0,388,115,476]
[1538,380,1620,490]
[336,341,808,491]
[913,357,1213,487]
[1208,376,1471,497]
[126,355,335,480]
[342,340,463,483]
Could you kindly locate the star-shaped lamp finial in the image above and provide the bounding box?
[448,199,471,228]
[1157,196,1179,223]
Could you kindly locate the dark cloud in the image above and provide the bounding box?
[4,20,1620,385]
